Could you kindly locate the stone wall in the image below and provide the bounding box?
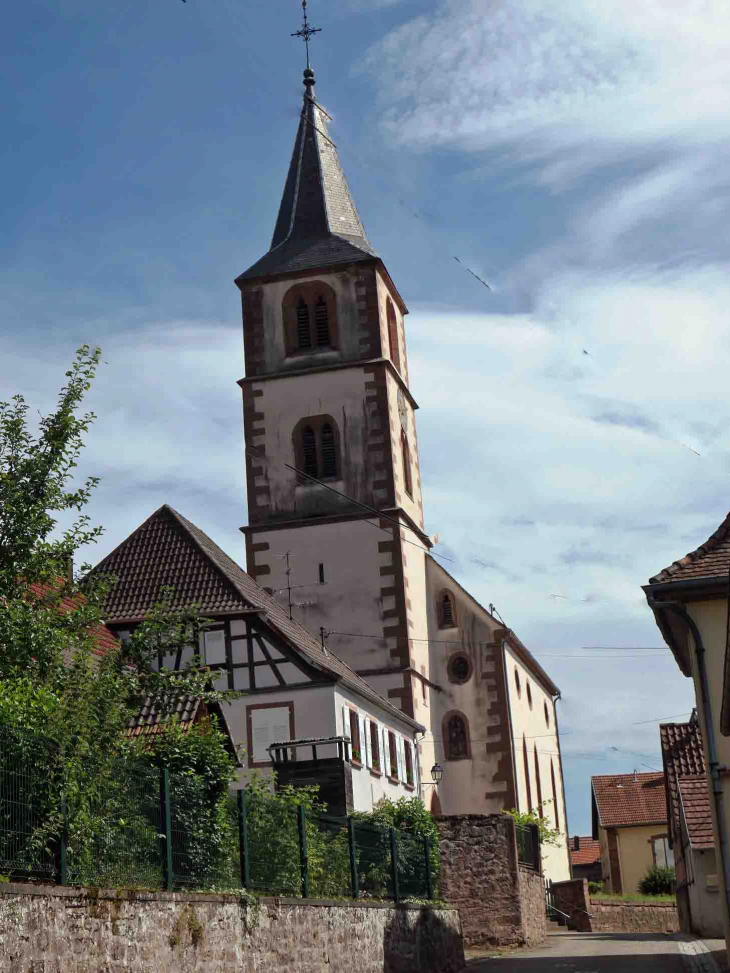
[0,884,464,973]
[589,898,679,934]
[550,878,592,931]
[437,814,545,949]
[518,866,547,945]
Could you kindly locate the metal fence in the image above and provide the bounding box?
[0,729,436,902]
[516,823,540,871]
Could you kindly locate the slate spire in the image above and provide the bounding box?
[236,68,378,283]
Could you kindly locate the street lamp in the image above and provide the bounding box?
[430,763,443,784]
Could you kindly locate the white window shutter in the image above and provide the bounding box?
[397,737,405,782]
[342,706,348,739]
[358,714,366,762]
[383,728,391,777]
[364,719,372,768]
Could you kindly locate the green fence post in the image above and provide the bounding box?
[347,818,359,899]
[237,789,250,889]
[160,767,173,891]
[297,805,309,898]
[58,796,68,886]
[389,828,400,904]
[423,835,433,900]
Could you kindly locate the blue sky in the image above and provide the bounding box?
[6,0,730,835]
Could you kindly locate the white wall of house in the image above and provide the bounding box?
[335,685,421,813]
[687,845,725,938]
[505,643,571,884]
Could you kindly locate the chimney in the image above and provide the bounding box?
[573,835,580,851]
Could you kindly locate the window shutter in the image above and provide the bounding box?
[320,424,337,479]
[397,737,405,782]
[358,714,366,763]
[296,298,311,349]
[314,296,329,347]
[302,426,318,478]
[364,719,372,768]
[342,706,348,740]
[383,727,390,777]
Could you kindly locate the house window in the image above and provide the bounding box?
[404,740,414,786]
[247,702,294,767]
[551,760,560,833]
[401,431,413,498]
[349,710,362,764]
[370,721,381,772]
[283,281,338,354]
[447,652,472,684]
[651,835,674,869]
[439,591,456,629]
[444,712,470,761]
[523,735,533,810]
[293,416,340,481]
[388,731,398,779]
[386,298,401,372]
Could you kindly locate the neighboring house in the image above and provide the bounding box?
[90,504,425,815]
[591,772,671,894]
[660,714,723,937]
[644,510,730,950]
[231,60,571,883]
[570,836,602,884]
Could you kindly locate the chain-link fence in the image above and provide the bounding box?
[0,730,436,901]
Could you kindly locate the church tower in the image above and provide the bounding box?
[236,64,431,719]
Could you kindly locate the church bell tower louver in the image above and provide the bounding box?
[235,63,430,718]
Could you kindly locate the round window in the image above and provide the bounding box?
[544,701,550,727]
[448,654,472,684]
[514,668,521,696]
[526,681,533,709]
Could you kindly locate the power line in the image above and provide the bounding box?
[632,712,692,725]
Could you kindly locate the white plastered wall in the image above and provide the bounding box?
[505,644,571,883]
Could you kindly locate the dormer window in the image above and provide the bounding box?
[283,282,338,355]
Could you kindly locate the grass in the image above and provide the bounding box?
[590,891,676,904]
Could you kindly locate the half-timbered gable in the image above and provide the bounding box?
[90,505,424,812]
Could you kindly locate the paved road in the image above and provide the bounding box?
[464,929,690,973]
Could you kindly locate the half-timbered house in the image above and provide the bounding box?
[91,504,424,815]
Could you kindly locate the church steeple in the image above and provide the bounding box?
[235,69,378,284]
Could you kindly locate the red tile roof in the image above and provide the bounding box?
[592,772,667,828]
[649,511,730,584]
[660,716,705,846]
[678,775,714,850]
[570,836,601,867]
[27,580,119,658]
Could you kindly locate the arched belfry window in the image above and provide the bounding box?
[443,711,470,761]
[386,298,401,372]
[523,735,533,810]
[293,416,341,481]
[401,431,413,498]
[439,591,456,629]
[283,282,338,355]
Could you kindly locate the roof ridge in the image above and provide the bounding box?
[649,508,730,584]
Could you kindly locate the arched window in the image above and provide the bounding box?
[283,282,338,354]
[439,592,456,629]
[514,668,522,697]
[443,711,470,761]
[544,701,550,728]
[551,760,560,833]
[523,735,533,810]
[386,298,401,372]
[534,745,544,817]
[293,416,341,481]
[447,652,471,684]
[526,681,533,710]
[401,431,413,498]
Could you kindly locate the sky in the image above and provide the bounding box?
[4,0,730,835]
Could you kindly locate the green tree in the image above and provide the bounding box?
[0,347,239,884]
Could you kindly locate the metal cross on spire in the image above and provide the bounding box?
[291,0,321,70]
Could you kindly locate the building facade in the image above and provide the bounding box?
[234,63,570,881]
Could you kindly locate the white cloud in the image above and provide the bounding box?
[366,0,730,180]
